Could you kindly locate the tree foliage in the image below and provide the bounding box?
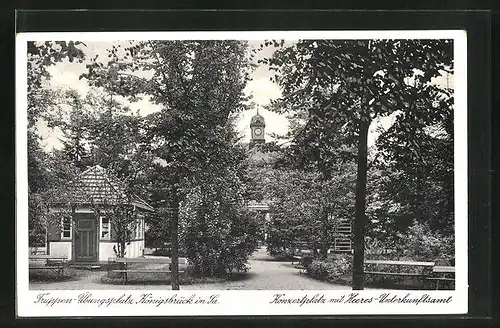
[264,165,355,258]
[26,41,86,246]
[263,39,454,289]
[82,40,257,278]
[27,41,86,127]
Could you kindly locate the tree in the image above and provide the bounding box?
[44,86,157,260]
[374,93,454,237]
[27,41,86,128]
[264,164,355,258]
[263,39,453,289]
[27,41,86,247]
[174,116,260,276]
[82,40,255,288]
[98,201,138,259]
[45,89,94,170]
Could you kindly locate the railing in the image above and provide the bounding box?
[247,203,269,211]
[333,238,352,253]
[334,221,352,234]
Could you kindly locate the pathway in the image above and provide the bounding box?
[184,247,351,290]
[29,247,351,290]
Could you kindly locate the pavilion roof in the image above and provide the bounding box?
[51,165,154,212]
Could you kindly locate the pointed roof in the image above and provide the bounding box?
[51,165,154,212]
[250,109,265,127]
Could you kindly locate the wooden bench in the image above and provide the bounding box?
[290,249,314,274]
[29,247,47,255]
[291,249,311,263]
[29,255,68,278]
[364,260,435,286]
[426,266,455,290]
[108,257,188,284]
[291,255,301,265]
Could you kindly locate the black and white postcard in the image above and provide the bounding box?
[16,30,467,316]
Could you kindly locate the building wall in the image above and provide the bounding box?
[46,206,147,262]
[48,239,145,262]
[125,240,145,259]
[99,240,144,261]
[48,207,146,243]
[49,241,72,260]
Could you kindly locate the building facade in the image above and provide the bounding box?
[46,165,154,263]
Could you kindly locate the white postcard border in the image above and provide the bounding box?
[16,30,468,317]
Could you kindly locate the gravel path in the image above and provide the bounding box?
[30,247,351,290]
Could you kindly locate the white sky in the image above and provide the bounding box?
[36,40,453,152]
[38,40,289,150]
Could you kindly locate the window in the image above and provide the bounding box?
[61,217,71,239]
[136,219,143,239]
[100,216,110,240]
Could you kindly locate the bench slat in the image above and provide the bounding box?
[29,266,64,270]
[29,255,67,260]
[426,277,455,281]
[112,270,185,273]
[433,266,455,273]
[364,271,426,277]
[109,257,187,264]
[365,260,435,266]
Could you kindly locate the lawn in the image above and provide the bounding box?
[102,261,250,286]
[101,271,232,285]
[29,267,85,282]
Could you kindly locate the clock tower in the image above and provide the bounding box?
[250,109,265,147]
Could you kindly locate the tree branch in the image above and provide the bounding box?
[148,41,179,108]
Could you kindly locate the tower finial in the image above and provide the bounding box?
[256,107,259,114]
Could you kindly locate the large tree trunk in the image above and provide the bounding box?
[320,207,330,259]
[352,118,370,290]
[170,190,180,290]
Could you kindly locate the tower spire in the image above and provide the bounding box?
[250,107,265,148]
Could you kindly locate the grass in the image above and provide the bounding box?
[29,267,84,282]
[102,260,252,286]
[101,271,250,286]
[102,272,220,285]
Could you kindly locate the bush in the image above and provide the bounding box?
[366,221,454,263]
[396,221,454,262]
[363,223,454,289]
[306,254,352,285]
[181,201,259,276]
[300,254,314,268]
[266,245,295,260]
[152,245,187,257]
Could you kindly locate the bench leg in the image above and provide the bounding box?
[420,275,427,289]
[424,277,432,290]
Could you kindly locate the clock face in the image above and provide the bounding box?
[254,128,262,136]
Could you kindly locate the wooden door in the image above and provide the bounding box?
[74,216,97,262]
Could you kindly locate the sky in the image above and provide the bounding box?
[36,40,453,152]
[38,40,288,151]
